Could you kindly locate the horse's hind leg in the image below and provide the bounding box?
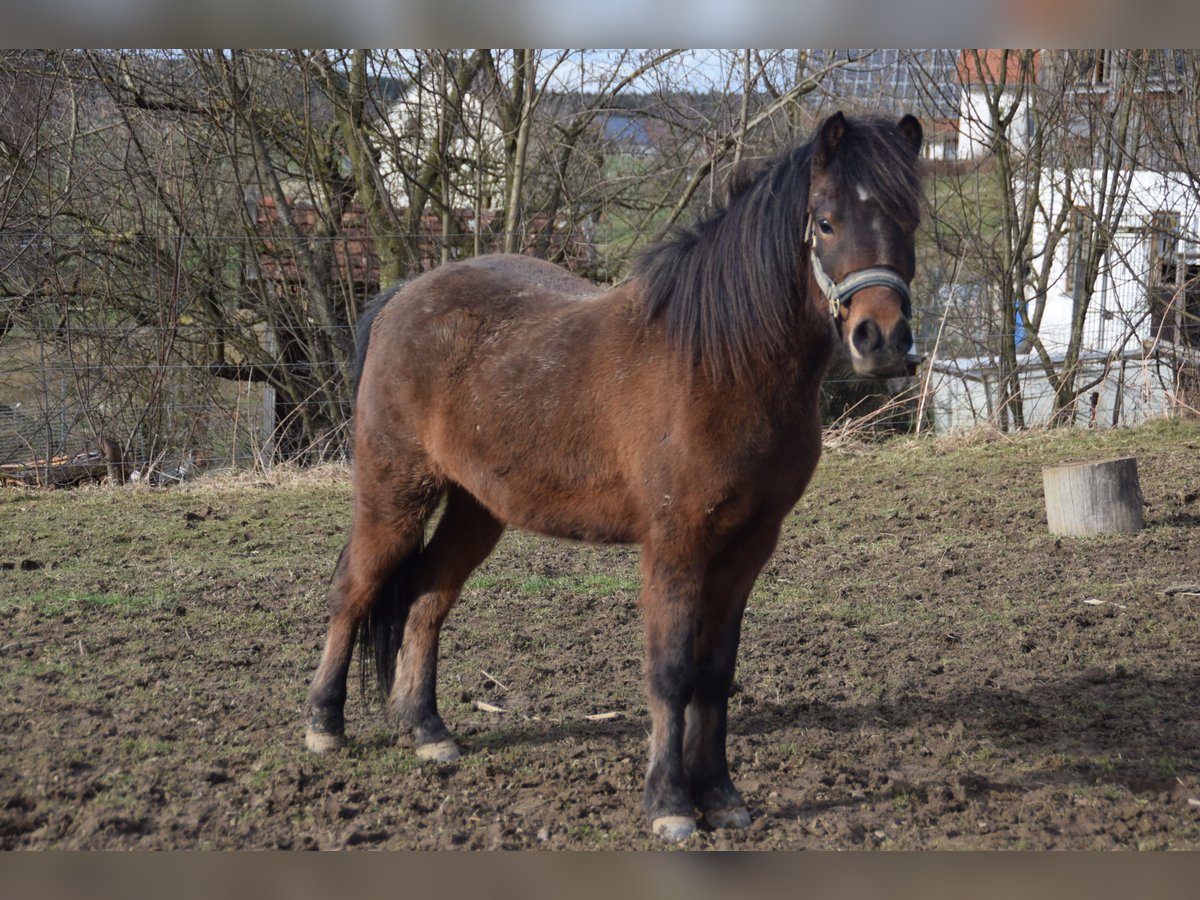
[305,489,439,753]
[390,486,504,762]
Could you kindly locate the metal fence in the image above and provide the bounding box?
[2,327,1197,483]
[0,334,284,479]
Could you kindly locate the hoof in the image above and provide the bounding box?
[652,815,697,842]
[305,729,346,753]
[703,805,751,830]
[414,739,461,763]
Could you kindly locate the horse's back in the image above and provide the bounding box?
[453,254,603,300]
[355,254,647,539]
[369,256,603,355]
[367,254,611,375]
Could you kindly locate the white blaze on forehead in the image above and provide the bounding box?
[855,182,890,258]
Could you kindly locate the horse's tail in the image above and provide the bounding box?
[349,280,427,700]
[351,284,404,403]
[354,536,426,704]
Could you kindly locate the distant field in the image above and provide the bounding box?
[2,419,1199,848]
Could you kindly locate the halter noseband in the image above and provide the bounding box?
[805,216,913,323]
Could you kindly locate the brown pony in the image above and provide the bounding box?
[306,112,924,841]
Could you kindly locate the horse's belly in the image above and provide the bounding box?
[509,503,641,544]
[444,455,641,545]
[488,480,643,544]
[425,367,643,542]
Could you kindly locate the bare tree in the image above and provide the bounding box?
[3,49,867,472]
[914,49,1200,430]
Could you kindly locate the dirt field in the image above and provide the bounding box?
[2,419,1199,849]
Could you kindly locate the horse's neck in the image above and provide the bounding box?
[739,286,838,395]
[685,313,837,430]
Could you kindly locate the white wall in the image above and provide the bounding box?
[1027,168,1200,357]
[929,352,1179,432]
[376,88,507,211]
[958,85,1034,159]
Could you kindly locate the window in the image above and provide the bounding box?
[1148,211,1180,287]
[1071,50,1112,86]
[1147,211,1181,344]
[1130,49,1185,86]
[1184,264,1200,347]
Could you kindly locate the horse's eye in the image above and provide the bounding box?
[818,218,833,235]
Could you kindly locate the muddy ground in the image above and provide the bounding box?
[2,419,1199,849]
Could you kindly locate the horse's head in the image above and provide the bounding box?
[807,112,924,378]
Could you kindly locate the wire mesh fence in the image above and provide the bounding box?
[3,320,1196,487]
[0,358,278,483]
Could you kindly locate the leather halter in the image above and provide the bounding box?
[805,216,913,323]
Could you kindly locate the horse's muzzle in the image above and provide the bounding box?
[847,314,916,378]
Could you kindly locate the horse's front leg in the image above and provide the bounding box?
[686,517,784,830]
[684,607,750,829]
[640,551,703,842]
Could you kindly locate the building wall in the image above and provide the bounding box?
[1027,168,1200,356]
[929,353,1179,432]
[957,85,1034,159]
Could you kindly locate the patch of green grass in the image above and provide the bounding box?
[889,791,922,812]
[1153,755,1191,779]
[4,589,175,616]
[19,657,71,677]
[967,744,998,763]
[471,572,641,597]
[523,573,626,596]
[1137,837,1172,850]
[466,574,501,591]
[565,822,620,848]
[118,736,175,758]
[516,578,552,600]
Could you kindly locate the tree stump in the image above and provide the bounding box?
[1042,457,1144,536]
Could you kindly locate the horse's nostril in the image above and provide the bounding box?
[892,318,913,354]
[852,319,883,355]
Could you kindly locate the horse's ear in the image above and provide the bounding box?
[813,111,847,169]
[897,114,923,155]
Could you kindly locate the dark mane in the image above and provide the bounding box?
[634,115,923,381]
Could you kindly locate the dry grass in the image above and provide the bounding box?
[190,460,352,491]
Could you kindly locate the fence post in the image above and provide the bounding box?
[260,324,276,471]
